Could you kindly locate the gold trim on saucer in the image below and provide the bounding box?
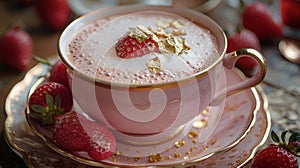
[237,86,271,167]
[179,86,261,167]
[4,63,270,168]
[23,63,258,167]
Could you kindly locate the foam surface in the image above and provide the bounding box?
[68,11,219,85]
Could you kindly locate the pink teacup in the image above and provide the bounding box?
[58,6,266,137]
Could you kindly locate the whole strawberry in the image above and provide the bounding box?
[53,111,116,160]
[251,130,299,168]
[227,29,261,53]
[34,57,69,87]
[35,0,70,31]
[242,1,283,41]
[227,29,261,77]
[28,82,73,125]
[281,0,300,29]
[0,23,33,71]
[50,60,69,87]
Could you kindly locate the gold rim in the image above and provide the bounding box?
[57,5,227,90]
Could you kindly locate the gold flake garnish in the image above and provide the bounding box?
[111,157,117,162]
[152,20,190,55]
[165,147,172,151]
[149,154,163,162]
[202,108,209,115]
[157,20,170,28]
[193,119,207,129]
[192,139,198,144]
[188,131,198,139]
[146,57,162,73]
[166,155,172,160]
[124,19,191,58]
[174,140,185,148]
[210,138,218,145]
[113,151,120,156]
[170,20,185,29]
[135,157,141,161]
[152,27,171,38]
[172,29,187,36]
[129,27,149,43]
[174,152,182,158]
[189,147,197,152]
[137,25,168,53]
[164,36,190,55]
[137,25,159,42]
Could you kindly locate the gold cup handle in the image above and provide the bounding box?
[214,48,267,101]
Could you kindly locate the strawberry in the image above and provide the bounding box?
[49,60,69,87]
[53,111,90,151]
[226,29,261,77]
[251,130,299,168]
[86,120,117,161]
[227,29,261,53]
[0,23,33,71]
[115,34,159,58]
[281,0,300,29]
[28,82,73,125]
[34,57,69,87]
[35,0,70,31]
[53,111,116,160]
[241,1,283,41]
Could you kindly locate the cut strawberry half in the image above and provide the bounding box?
[53,111,90,151]
[53,111,117,160]
[115,34,159,58]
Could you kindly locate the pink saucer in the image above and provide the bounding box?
[4,63,269,167]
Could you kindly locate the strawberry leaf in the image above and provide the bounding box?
[28,112,43,119]
[45,93,54,108]
[296,146,300,154]
[31,104,47,113]
[289,133,300,143]
[54,94,61,109]
[281,130,288,145]
[271,130,280,144]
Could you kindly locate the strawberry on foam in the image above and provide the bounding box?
[68,11,219,85]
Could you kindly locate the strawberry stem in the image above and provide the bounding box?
[271,130,300,157]
[239,0,246,10]
[30,93,66,125]
[33,55,52,66]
